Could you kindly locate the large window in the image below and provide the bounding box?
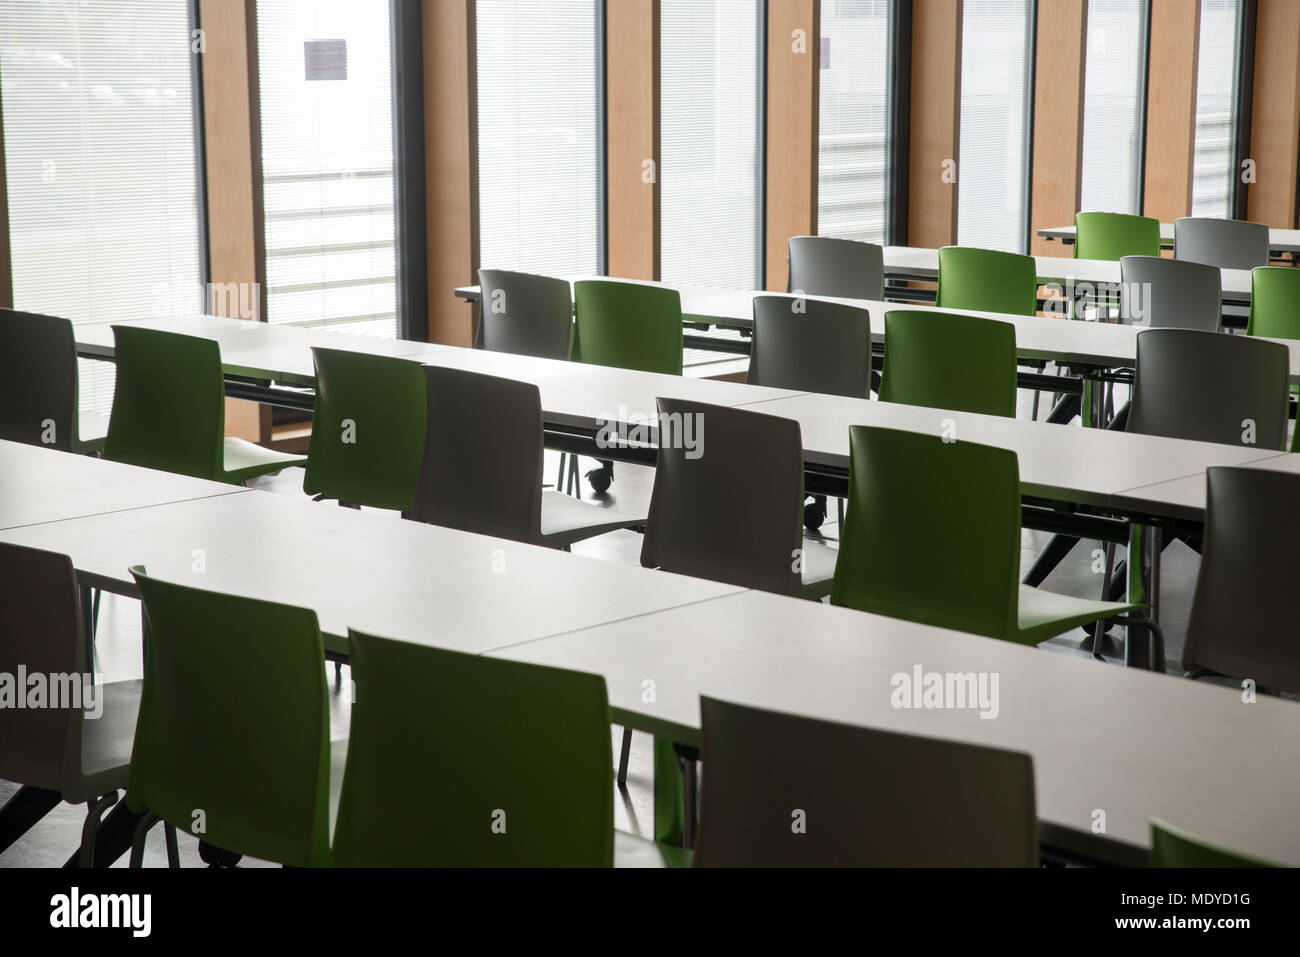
[256,0,397,336]
[818,0,891,244]
[1191,0,1242,217]
[476,0,601,277]
[957,0,1034,253]
[0,0,202,414]
[1079,0,1148,214]
[659,0,761,288]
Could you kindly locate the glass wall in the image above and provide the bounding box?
[1191,0,1242,217]
[1079,0,1148,214]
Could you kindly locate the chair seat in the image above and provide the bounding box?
[74,411,110,455]
[536,490,646,548]
[797,539,838,600]
[1015,584,1143,646]
[613,829,693,868]
[71,679,142,803]
[221,437,307,484]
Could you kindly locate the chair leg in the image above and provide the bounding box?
[1090,543,1116,659]
[164,823,180,868]
[78,792,120,868]
[555,452,567,492]
[568,454,581,497]
[129,812,159,868]
[836,497,845,530]
[617,727,633,788]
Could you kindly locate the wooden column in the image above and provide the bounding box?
[197,0,267,442]
[1142,0,1201,222]
[1246,0,1300,228]
[765,0,819,292]
[908,0,963,249]
[606,0,659,280]
[1030,0,1087,256]
[423,0,478,345]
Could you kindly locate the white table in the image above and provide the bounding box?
[490,588,1300,867]
[1038,222,1300,256]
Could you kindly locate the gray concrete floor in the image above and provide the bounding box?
[0,374,1206,866]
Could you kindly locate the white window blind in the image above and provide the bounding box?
[476,0,600,276]
[0,0,202,415]
[660,0,761,289]
[957,0,1033,253]
[256,0,397,337]
[1079,0,1147,215]
[1191,0,1241,218]
[818,0,891,244]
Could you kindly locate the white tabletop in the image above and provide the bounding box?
[0,440,247,531]
[0,488,743,646]
[1109,451,1300,521]
[1038,222,1300,254]
[489,588,1300,866]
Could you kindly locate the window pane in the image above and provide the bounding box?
[1191,0,1241,217]
[818,0,891,243]
[957,0,1033,253]
[1079,0,1146,214]
[257,0,397,337]
[660,0,760,288]
[476,0,600,276]
[0,0,202,414]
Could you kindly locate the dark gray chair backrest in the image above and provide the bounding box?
[1173,217,1270,270]
[0,308,78,451]
[641,399,805,596]
[787,236,884,301]
[1184,466,1300,694]
[1127,328,1289,450]
[411,366,542,542]
[748,294,872,398]
[476,269,573,360]
[694,696,1038,866]
[1119,256,1222,331]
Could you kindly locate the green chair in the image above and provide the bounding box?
[1150,819,1274,868]
[125,567,339,868]
[302,347,427,511]
[936,246,1037,316]
[830,426,1154,648]
[572,280,683,375]
[1245,265,1300,340]
[331,629,689,867]
[879,310,1018,417]
[1074,211,1162,261]
[104,325,305,484]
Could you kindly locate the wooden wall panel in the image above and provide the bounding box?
[908,0,962,248]
[1030,0,1087,255]
[423,0,478,345]
[606,0,659,280]
[1142,0,1200,222]
[765,0,819,292]
[1246,0,1300,228]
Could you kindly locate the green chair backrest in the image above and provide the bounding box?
[831,426,1021,640]
[1246,265,1300,339]
[0,308,78,451]
[879,310,1017,417]
[104,325,225,481]
[936,246,1038,316]
[1150,819,1274,867]
[572,280,683,375]
[303,347,427,510]
[332,630,613,866]
[128,567,332,867]
[1074,211,1161,261]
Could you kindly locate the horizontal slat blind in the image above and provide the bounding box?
[1191,0,1241,218]
[0,0,202,415]
[1080,0,1147,215]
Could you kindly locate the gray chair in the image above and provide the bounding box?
[692,696,1038,867]
[786,235,885,301]
[1183,466,1300,695]
[411,365,646,549]
[0,542,140,866]
[748,294,872,398]
[1173,217,1270,270]
[1119,256,1222,331]
[476,269,579,493]
[0,307,106,454]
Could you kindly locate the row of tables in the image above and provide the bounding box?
[1037,221,1300,256]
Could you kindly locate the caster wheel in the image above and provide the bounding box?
[587,466,613,494]
[803,500,826,532]
[198,841,242,868]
